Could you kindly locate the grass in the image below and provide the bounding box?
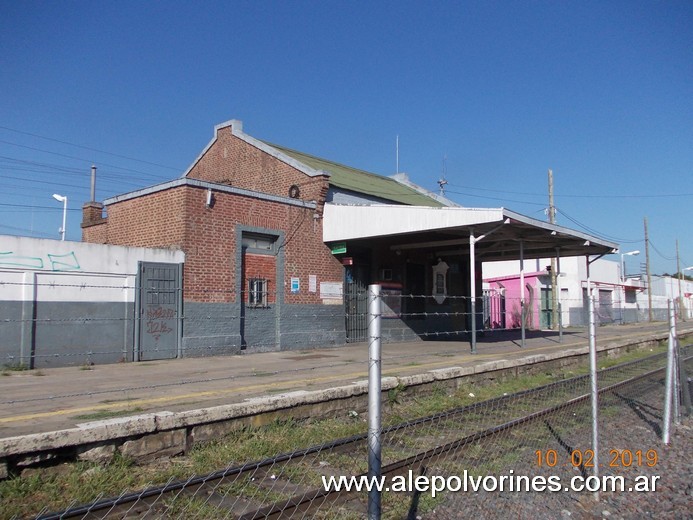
[0,343,669,519]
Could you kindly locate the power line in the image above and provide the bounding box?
[444,189,547,207]
[649,240,676,261]
[0,223,55,238]
[445,180,693,200]
[0,202,81,212]
[555,207,642,244]
[0,140,175,182]
[0,125,181,171]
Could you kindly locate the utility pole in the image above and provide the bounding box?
[677,239,685,320]
[644,217,653,322]
[548,169,557,329]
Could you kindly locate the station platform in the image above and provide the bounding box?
[1,321,690,445]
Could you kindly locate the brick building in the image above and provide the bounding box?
[82,119,617,357]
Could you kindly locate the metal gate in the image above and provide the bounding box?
[135,262,182,361]
[344,263,369,342]
[598,289,614,324]
[540,287,553,329]
[345,282,367,342]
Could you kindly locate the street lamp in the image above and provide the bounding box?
[620,250,640,282]
[52,193,67,241]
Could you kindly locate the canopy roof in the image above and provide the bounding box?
[323,204,618,261]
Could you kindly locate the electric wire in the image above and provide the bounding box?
[0,124,181,171]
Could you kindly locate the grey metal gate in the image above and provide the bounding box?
[135,262,182,361]
[345,282,368,342]
[598,289,614,324]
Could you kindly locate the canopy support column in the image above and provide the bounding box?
[520,240,525,349]
[556,247,563,342]
[470,230,477,353]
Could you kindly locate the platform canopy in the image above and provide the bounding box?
[323,204,618,260]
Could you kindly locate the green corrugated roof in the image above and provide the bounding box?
[265,142,444,207]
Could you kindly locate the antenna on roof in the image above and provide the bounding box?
[438,154,448,196]
[396,135,399,174]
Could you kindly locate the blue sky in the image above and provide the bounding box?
[1,1,691,274]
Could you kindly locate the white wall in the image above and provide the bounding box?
[483,256,634,326]
[484,255,693,323]
[0,235,184,302]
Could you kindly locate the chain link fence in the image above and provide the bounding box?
[0,276,679,370]
[0,283,691,519]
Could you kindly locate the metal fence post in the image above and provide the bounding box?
[587,280,600,501]
[368,284,382,520]
[663,301,676,444]
[672,302,680,425]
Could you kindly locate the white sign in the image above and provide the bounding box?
[320,281,343,300]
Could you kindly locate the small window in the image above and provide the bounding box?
[242,233,275,252]
[248,278,269,307]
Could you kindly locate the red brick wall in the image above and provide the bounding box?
[83,122,344,306]
[242,253,276,304]
[186,124,330,210]
[83,184,344,305]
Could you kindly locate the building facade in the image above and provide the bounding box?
[483,257,692,328]
[82,119,618,356]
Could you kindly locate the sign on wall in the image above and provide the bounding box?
[320,281,343,300]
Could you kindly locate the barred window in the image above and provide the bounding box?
[248,278,269,307]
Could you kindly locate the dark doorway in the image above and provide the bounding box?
[405,263,426,320]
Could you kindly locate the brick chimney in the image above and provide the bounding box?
[81,201,105,228]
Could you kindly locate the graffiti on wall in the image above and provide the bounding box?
[145,306,175,340]
[0,251,81,271]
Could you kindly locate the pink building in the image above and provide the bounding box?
[485,269,554,330]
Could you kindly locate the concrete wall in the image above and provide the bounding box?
[0,235,184,368]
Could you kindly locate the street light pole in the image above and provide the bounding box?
[620,250,640,282]
[52,193,67,241]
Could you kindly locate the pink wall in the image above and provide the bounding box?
[486,272,543,329]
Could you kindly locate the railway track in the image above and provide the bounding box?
[39,346,691,520]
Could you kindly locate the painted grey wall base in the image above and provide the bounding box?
[0,301,25,367]
[0,301,134,368]
[182,302,346,355]
[181,302,243,357]
[277,304,345,351]
[181,335,243,357]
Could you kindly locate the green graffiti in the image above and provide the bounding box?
[47,252,81,271]
[0,251,44,269]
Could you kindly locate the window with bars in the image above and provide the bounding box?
[248,278,269,307]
